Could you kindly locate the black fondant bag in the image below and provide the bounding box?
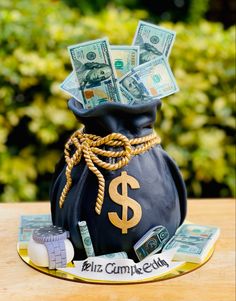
[50,98,187,260]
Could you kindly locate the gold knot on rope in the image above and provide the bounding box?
[59,130,161,215]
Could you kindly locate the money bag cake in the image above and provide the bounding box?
[50,21,187,261]
[50,97,187,260]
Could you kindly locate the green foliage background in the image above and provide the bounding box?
[0,0,235,202]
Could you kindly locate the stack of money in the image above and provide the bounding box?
[163,224,220,263]
[133,225,170,261]
[18,214,52,249]
[60,21,178,109]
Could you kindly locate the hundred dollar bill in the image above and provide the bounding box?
[110,45,139,78]
[60,46,139,103]
[134,225,169,261]
[133,20,176,64]
[68,38,122,109]
[60,72,83,104]
[78,221,95,257]
[119,56,179,104]
[163,224,220,263]
[18,214,52,249]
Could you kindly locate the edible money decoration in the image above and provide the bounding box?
[78,221,95,257]
[18,214,52,249]
[134,225,170,261]
[163,224,220,263]
[60,20,178,109]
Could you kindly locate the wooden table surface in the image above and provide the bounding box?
[0,199,235,301]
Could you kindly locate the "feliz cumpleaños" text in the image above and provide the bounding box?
[81,257,169,276]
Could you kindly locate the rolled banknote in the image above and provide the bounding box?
[68,38,122,109]
[132,20,176,64]
[163,224,220,263]
[110,45,139,78]
[78,221,95,257]
[134,225,169,261]
[119,55,179,104]
[97,252,128,259]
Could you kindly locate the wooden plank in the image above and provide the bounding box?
[0,199,235,301]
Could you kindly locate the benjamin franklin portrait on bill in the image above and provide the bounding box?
[121,76,150,103]
[74,61,112,87]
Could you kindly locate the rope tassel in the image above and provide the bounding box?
[59,130,161,214]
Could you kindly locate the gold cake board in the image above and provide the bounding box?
[17,245,215,284]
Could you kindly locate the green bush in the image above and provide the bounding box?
[63,0,210,24]
[158,22,235,197]
[0,0,235,202]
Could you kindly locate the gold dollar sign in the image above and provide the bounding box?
[108,171,142,234]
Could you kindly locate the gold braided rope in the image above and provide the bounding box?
[59,130,161,215]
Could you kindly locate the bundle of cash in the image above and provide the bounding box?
[18,214,52,249]
[61,45,140,106]
[60,20,178,109]
[133,225,170,261]
[163,224,220,263]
